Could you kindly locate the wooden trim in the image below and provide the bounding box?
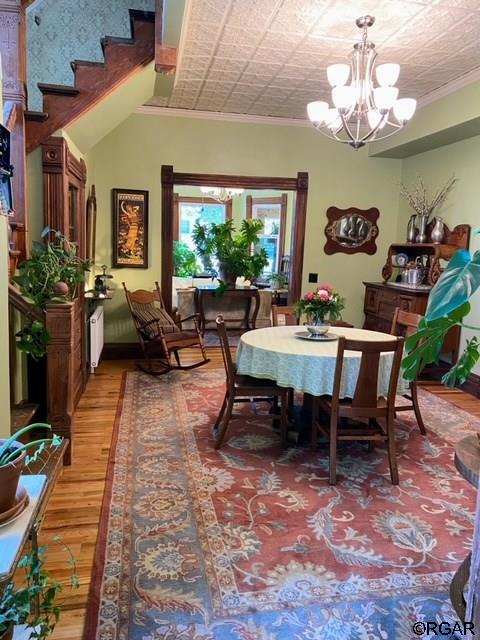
[173,194,232,241]
[246,194,288,272]
[103,342,143,359]
[461,372,480,398]
[162,167,308,314]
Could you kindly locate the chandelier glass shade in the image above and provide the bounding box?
[200,186,245,202]
[307,15,416,149]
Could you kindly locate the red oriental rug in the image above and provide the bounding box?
[84,369,479,640]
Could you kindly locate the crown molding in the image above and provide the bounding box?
[418,66,480,107]
[135,105,311,127]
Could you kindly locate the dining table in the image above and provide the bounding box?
[236,324,408,400]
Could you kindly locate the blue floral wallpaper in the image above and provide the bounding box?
[27,0,155,111]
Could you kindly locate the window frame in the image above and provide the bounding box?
[246,193,288,273]
[173,194,233,242]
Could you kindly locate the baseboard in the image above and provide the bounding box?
[461,372,480,398]
[103,342,143,359]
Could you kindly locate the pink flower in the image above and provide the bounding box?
[317,289,330,302]
[319,283,333,293]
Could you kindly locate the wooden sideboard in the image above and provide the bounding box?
[363,282,460,362]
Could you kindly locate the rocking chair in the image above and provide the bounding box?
[123,282,210,375]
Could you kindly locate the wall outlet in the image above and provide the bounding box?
[308,273,318,283]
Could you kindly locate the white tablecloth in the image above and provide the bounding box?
[236,325,408,398]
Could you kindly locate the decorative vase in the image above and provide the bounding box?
[430,216,445,244]
[416,215,429,244]
[0,440,26,515]
[406,214,418,243]
[218,267,237,287]
[305,311,330,336]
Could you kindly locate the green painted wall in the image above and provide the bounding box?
[400,134,480,374]
[84,113,403,342]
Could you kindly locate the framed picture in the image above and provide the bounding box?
[0,123,14,216]
[112,188,148,268]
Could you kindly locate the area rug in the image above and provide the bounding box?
[84,370,479,640]
[202,329,242,348]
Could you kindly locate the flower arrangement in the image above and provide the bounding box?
[295,284,345,323]
[400,174,457,221]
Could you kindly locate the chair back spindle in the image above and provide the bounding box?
[216,316,236,391]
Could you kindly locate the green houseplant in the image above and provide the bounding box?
[0,424,62,517]
[0,539,78,640]
[403,230,480,386]
[191,219,268,285]
[13,228,89,360]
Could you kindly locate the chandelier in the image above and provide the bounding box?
[307,15,416,150]
[200,186,245,203]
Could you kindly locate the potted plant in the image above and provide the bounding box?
[295,284,345,336]
[0,539,78,639]
[191,219,268,286]
[13,228,89,360]
[0,424,62,517]
[402,231,480,386]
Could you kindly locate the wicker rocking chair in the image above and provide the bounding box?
[123,282,210,375]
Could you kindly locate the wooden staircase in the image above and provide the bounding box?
[25,9,156,153]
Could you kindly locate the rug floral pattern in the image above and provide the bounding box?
[92,370,479,640]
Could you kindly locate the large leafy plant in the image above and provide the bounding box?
[13,228,89,360]
[192,219,268,282]
[403,231,480,386]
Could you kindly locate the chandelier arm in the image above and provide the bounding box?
[366,123,409,145]
[313,124,351,144]
[339,114,356,144]
[365,49,377,111]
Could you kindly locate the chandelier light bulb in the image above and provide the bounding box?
[307,101,329,124]
[376,63,400,87]
[373,86,399,112]
[393,98,417,122]
[325,108,342,131]
[332,86,356,111]
[327,63,350,87]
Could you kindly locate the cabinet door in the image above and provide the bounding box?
[365,287,378,313]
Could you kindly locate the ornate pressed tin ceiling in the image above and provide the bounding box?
[148,0,480,119]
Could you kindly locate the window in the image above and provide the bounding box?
[247,194,288,278]
[174,195,232,272]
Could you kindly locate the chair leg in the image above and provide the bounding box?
[214,392,228,430]
[329,410,338,485]
[288,388,294,408]
[410,382,426,435]
[280,393,288,446]
[310,397,319,449]
[173,350,181,367]
[386,413,399,485]
[214,396,234,450]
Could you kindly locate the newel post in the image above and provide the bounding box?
[45,302,75,465]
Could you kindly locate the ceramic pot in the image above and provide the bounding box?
[218,268,237,286]
[305,312,330,336]
[406,214,418,243]
[0,440,26,515]
[430,216,445,244]
[0,625,14,640]
[416,215,429,244]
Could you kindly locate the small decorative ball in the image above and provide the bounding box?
[53,282,69,296]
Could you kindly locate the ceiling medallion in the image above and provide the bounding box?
[307,15,416,150]
[200,186,245,203]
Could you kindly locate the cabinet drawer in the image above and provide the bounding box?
[365,288,379,313]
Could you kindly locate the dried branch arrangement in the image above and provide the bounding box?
[400,174,458,219]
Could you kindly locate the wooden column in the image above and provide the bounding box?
[161,164,174,314]
[45,302,75,465]
[0,0,27,260]
[289,172,308,304]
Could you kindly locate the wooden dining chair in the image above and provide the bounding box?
[271,304,300,326]
[214,316,289,449]
[391,307,426,435]
[123,281,209,375]
[312,335,405,485]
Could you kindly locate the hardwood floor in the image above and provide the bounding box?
[35,349,479,640]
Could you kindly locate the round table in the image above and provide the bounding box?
[236,325,407,398]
